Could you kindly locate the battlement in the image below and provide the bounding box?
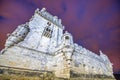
[34,8,64,29]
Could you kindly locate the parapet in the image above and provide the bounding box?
[34,8,64,30]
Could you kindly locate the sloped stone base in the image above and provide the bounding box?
[0,65,54,80]
[70,71,116,80]
[0,65,116,80]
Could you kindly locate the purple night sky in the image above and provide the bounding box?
[0,0,120,74]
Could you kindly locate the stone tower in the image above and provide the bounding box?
[0,8,115,80]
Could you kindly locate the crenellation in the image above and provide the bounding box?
[34,8,64,30]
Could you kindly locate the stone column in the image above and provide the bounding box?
[62,45,74,78]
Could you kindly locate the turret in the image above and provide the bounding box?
[62,31,73,46]
[5,23,29,48]
[62,31,74,67]
[0,23,29,54]
[99,50,114,76]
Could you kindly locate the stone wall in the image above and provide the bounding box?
[0,46,54,71]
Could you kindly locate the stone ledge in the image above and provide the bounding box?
[0,65,116,80]
[70,70,116,80]
[0,65,54,80]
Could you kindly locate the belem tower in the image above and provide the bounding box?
[0,8,115,80]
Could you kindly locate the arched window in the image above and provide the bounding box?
[42,22,53,38]
[43,24,53,38]
[43,27,52,38]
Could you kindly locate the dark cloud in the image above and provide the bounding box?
[0,16,5,21]
[61,0,67,12]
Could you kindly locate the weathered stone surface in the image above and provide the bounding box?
[0,8,115,79]
[0,65,116,80]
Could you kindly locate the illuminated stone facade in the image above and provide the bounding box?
[0,8,115,79]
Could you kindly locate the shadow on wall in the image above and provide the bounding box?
[114,74,120,80]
